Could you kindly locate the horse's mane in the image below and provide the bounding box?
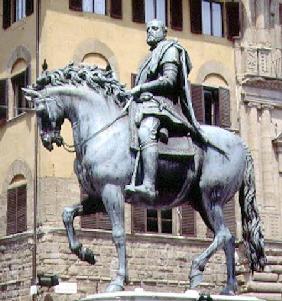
[33,63,129,106]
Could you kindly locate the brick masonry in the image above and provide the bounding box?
[1,178,282,301]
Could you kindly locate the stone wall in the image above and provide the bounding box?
[0,232,33,301]
[236,242,282,301]
[36,229,228,301]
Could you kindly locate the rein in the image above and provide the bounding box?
[62,96,133,153]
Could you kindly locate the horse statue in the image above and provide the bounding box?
[23,63,266,295]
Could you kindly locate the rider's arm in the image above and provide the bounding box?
[131,47,180,95]
[138,62,178,94]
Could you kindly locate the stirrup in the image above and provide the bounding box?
[134,184,158,201]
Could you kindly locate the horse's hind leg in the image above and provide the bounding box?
[222,233,236,295]
[101,184,127,292]
[62,196,98,265]
[189,193,236,295]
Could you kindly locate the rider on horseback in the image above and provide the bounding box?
[125,19,208,201]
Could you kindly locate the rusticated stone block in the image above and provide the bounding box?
[266,256,282,265]
[247,281,282,293]
[265,265,282,274]
[253,272,279,282]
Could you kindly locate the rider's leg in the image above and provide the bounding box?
[134,116,160,199]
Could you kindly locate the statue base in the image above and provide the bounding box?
[80,289,265,301]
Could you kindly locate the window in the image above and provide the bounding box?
[147,209,172,233]
[132,205,196,236]
[0,80,8,125]
[132,0,167,25]
[69,0,106,15]
[7,185,27,235]
[80,188,111,230]
[2,0,33,29]
[83,0,106,14]
[190,0,239,38]
[191,84,231,128]
[201,0,223,37]
[145,0,166,24]
[11,68,29,116]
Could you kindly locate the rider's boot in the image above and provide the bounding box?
[133,144,158,201]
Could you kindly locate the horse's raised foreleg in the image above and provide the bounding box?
[190,195,235,294]
[62,197,97,265]
[101,184,127,292]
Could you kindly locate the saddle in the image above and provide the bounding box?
[129,103,194,159]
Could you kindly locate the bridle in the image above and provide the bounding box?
[40,95,133,153]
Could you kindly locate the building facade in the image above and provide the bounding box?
[0,1,281,301]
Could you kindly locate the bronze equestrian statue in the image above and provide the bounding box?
[23,20,266,296]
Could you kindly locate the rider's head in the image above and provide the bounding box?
[146,19,167,49]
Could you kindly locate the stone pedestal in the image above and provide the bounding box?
[80,290,265,301]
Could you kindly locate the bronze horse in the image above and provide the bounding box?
[23,64,266,295]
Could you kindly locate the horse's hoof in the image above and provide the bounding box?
[189,271,203,288]
[80,247,96,265]
[106,282,124,293]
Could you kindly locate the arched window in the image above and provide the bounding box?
[191,74,231,128]
[6,175,27,235]
[82,53,110,70]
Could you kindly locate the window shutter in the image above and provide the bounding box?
[226,2,240,40]
[0,80,8,125]
[17,186,27,233]
[7,189,17,235]
[280,4,282,25]
[69,0,82,11]
[26,0,34,16]
[170,0,182,30]
[80,189,111,230]
[132,0,145,23]
[3,0,11,29]
[81,208,112,230]
[191,84,205,124]
[110,0,122,19]
[131,73,137,88]
[181,203,196,236]
[223,198,236,236]
[189,0,202,34]
[218,87,231,128]
[132,205,146,233]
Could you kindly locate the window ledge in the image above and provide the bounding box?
[8,18,28,31]
[7,111,31,123]
[70,10,108,21]
[0,230,33,243]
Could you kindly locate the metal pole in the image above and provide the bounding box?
[32,0,41,292]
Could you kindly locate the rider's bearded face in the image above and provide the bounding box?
[146,20,166,48]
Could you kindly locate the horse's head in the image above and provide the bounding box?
[23,88,65,151]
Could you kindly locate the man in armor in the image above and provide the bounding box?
[125,19,207,201]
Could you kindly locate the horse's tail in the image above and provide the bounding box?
[239,150,266,272]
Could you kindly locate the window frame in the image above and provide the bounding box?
[146,208,173,234]
[11,68,29,117]
[2,0,34,29]
[144,0,167,26]
[201,0,224,37]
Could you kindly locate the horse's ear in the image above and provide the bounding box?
[22,87,41,104]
